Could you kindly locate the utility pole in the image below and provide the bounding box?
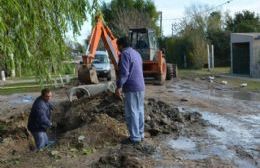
[211,45,214,69]
[207,44,211,71]
[171,24,174,37]
[158,11,162,37]
[10,53,15,77]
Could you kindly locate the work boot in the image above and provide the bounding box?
[121,138,141,145]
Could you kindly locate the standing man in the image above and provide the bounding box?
[28,88,54,150]
[116,36,145,144]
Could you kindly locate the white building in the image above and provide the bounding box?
[231,33,260,78]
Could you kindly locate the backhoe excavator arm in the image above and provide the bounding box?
[82,16,120,72]
[72,16,121,100]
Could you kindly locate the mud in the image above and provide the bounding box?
[0,78,260,168]
[0,88,207,168]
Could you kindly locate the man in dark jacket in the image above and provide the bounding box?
[116,36,145,144]
[28,88,53,150]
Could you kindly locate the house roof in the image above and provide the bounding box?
[231,33,260,38]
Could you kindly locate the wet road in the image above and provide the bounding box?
[163,80,260,168]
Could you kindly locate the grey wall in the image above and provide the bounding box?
[251,39,260,78]
[231,33,260,78]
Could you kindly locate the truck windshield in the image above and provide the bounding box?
[93,54,109,64]
[130,32,149,49]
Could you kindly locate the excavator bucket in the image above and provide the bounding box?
[78,64,99,84]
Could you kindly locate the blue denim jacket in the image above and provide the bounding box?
[27,96,53,132]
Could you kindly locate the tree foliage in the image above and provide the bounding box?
[225,10,260,32]
[162,4,260,69]
[206,11,230,66]
[101,0,159,37]
[0,0,89,83]
[167,4,209,69]
[207,11,222,32]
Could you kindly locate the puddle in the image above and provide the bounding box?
[166,110,260,168]
[209,90,260,101]
[186,145,236,160]
[169,137,196,151]
[170,82,260,102]
[10,95,34,105]
[202,112,259,147]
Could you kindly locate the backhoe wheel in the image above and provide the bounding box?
[166,63,173,80]
[155,58,167,85]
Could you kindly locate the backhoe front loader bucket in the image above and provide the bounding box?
[78,64,99,84]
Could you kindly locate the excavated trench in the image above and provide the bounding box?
[51,92,207,167]
[0,92,207,167]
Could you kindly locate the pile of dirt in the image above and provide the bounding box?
[144,98,204,136]
[0,91,207,167]
[49,92,207,167]
[55,92,124,132]
[55,92,205,140]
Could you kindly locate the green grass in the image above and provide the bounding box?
[178,67,260,92]
[215,77,260,91]
[0,74,77,95]
[7,73,76,81]
[0,86,41,95]
[178,67,231,79]
[0,82,59,95]
[7,76,36,80]
[1,82,38,87]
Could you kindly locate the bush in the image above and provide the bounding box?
[62,63,75,75]
[187,34,207,69]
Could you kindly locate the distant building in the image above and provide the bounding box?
[231,33,260,78]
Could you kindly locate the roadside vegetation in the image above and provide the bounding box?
[161,8,260,69]
[0,75,76,95]
[179,67,260,92]
[0,0,89,84]
[0,0,259,93]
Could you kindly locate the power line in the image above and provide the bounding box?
[167,0,235,36]
[162,0,234,21]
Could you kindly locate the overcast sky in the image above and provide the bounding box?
[71,0,260,43]
[155,0,260,36]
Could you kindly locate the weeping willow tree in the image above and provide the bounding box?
[0,0,90,84]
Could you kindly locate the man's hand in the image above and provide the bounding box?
[51,122,57,128]
[115,88,123,100]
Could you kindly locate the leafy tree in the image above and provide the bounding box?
[171,4,209,69]
[207,11,222,32]
[187,30,208,69]
[225,10,260,32]
[101,0,159,37]
[163,7,260,69]
[0,0,89,83]
[160,36,190,68]
[207,11,230,66]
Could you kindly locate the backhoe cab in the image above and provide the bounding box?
[129,28,172,83]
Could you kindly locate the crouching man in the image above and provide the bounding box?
[27,88,54,150]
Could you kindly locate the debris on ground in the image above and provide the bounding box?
[1,79,259,168]
[0,91,208,167]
